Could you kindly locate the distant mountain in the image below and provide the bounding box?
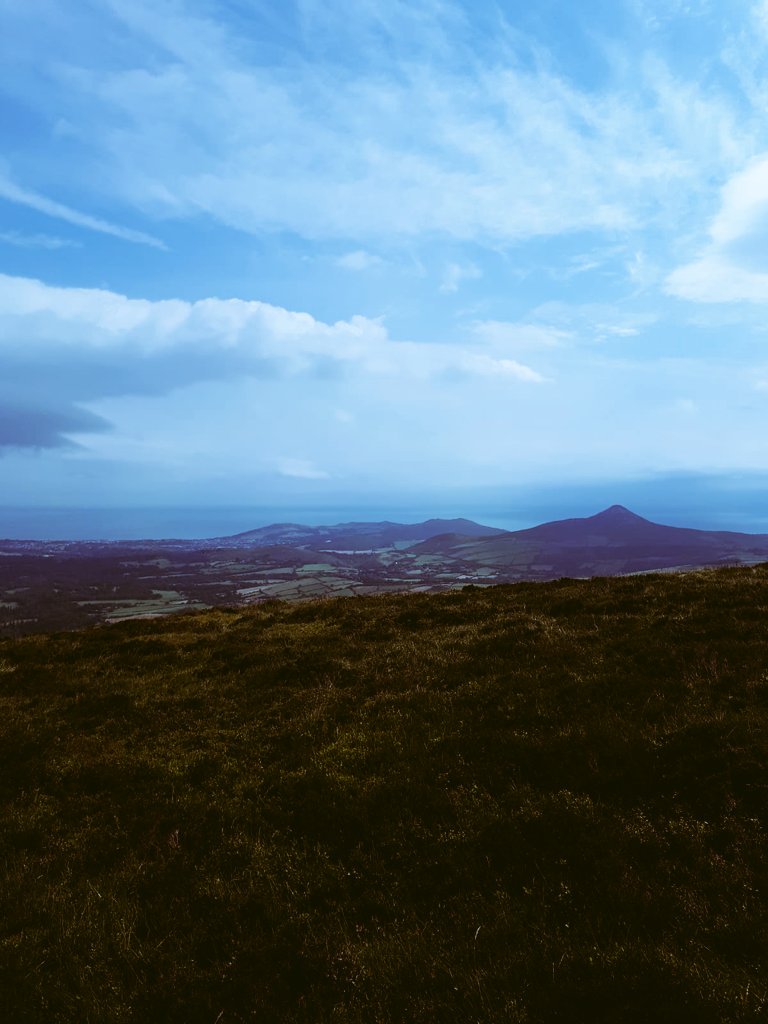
[212,517,505,550]
[6,505,768,634]
[409,505,768,577]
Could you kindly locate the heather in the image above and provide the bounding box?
[1,567,767,1022]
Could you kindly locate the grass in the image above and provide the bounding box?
[1,566,767,1021]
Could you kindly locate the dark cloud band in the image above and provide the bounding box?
[0,403,111,450]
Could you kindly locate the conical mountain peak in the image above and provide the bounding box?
[592,505,649,523]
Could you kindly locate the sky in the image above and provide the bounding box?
[4,0,768,528]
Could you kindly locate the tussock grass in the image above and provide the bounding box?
[1,568,767,1021]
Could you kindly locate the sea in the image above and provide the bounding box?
[0,506,532,542]
[4,496,768,542]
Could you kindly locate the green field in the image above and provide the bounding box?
[77,589,210,622]
[1,567,767,1021]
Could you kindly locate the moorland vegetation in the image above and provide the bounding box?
[1,567,767,1021]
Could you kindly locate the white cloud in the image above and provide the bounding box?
[7,0,750,250]
[754,0,768,34]
[0,272,546,448]
[709,153,768,246]
[459,354,547,383]
[336,250,383,271]
[0,272,547,381]
[507,303,656,345]
[630,0,714,31]
[471,321,568,349]
[665,153,768,303]
[440,262,481,293]
[0,172,166,249]
[560,254,604,279]
[667,255,768,303]
[0,273,384,365]
[625,250,659,290]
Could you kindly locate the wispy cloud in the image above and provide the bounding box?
[458,354,547,383]
[471,321,568,349]
[523,302,657,343]
[336,250,383,271]
[440,262,481,293]
[0,174,166,250]
[5,0,751,252]
[0,230,81,250]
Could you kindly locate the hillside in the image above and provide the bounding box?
[1,568,767,1021]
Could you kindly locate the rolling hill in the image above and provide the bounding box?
[214,517,506,550]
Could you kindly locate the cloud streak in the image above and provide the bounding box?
[3,0,752,251]
[0,174,167,250]
[0,230,81,250]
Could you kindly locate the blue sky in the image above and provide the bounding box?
[4,0,768,525]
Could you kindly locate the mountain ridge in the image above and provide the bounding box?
[217,504,768,550]
[410,504,768,575]
[215,516,506,549]
[4,505,768,634]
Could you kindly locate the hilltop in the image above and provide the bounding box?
[1,566,767,1021]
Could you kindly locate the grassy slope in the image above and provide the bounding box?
[1,568,767,1022]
